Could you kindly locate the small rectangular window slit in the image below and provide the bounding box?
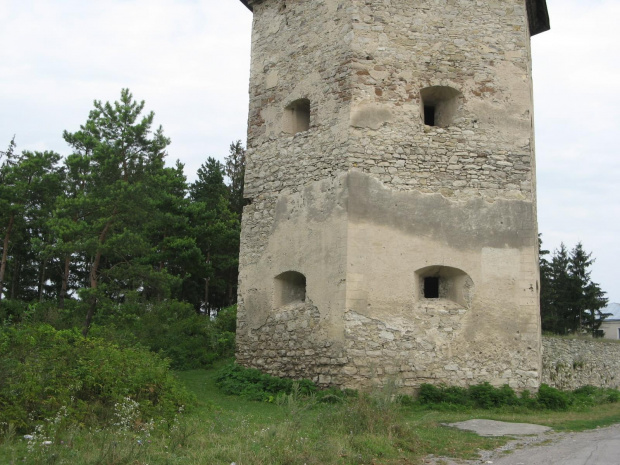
[424,105,436,126]
[424,277,439,298]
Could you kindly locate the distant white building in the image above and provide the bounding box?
[600,303,620,340]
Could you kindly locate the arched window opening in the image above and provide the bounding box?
[415,265,474,308]
[420,86,461,128]
[274,271,307,307]
[283,98,311,134]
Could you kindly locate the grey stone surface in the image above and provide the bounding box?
[446,419,552,437]
[542,337,620,390]
[487,424,620,465]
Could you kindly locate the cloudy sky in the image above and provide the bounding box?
[1,0,618,303]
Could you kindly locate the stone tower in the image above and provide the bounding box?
[236,0,550,392]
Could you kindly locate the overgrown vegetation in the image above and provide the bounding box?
[217,364,620,413]
[216,363,317,401]
[1,298,237,370]
[0,324,194,434]
[416,381,620,411]
[3,367,620,465]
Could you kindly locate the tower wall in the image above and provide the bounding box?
[237,0,545,391]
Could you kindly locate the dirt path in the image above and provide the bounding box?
[424,423,620,465]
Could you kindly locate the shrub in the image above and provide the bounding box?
[215,363,317,401]
[0,298,87,329]
[536,384,571,410]
[468,382,519,409]
[419,383,520,409]
[2,299,238,370]
[606,388,620,403]
[571,385,620,406]
[417,384,444,405]
[316,387,358,404]
[0,324,194,433]
[418,383,470,407]
[92,301,237,369]
[442,385,471,406]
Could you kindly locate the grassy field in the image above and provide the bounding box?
[3,366,620,465]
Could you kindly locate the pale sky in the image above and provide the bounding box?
[1,0,618,303]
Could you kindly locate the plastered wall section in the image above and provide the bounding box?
[236,176,351,382]
[600,320,620,340]
[343,172,540,390]
[542,337,620,390]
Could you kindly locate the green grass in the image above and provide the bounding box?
[2,365,620,464]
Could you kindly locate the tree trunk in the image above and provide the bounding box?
[203,251,210,314]
[0,213,14,302]
[82,218,113,337]
[59,255,71,309]
[204,277,210,315]
[38,258,47,302]
[10,257,20,299]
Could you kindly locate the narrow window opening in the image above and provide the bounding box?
[274,271,307,307]
[283,98,311,134]
[420,86,461,128]
[424,105,436,126]
[424,277,439,299]
[416,265,475,307]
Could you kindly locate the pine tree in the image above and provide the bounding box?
[539,237,608,336]
[539,235,555,331]
[568,242,609,336]
[189,157,240,313]
[225,140,246,219]
[57,89,174,335]
[0,142,63,302]
[0,137,18,301]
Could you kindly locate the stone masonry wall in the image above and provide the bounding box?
[346,0,535,202]
[235,300,348,384]
[542,337,620,390]
[237,0,542,393]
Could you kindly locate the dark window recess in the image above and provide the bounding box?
[424,277,439,298]
[424,105,436,126]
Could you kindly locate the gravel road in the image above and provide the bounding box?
[424,422,620,465]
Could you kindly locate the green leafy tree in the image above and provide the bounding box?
[189,157,240,312]
[225,140,246,219]
[539,238,608,336]
[140,160,204,303]
[568,242,609,336]
[12,150,64,302]
[539,235,555,331]
[49,152,93,308]
[0,137,18,301]
[57,89,175,335]
[0,141,63,302]
[540,242,572,334]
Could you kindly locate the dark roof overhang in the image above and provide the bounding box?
[526,0,551,36]
[238,0,549,36]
